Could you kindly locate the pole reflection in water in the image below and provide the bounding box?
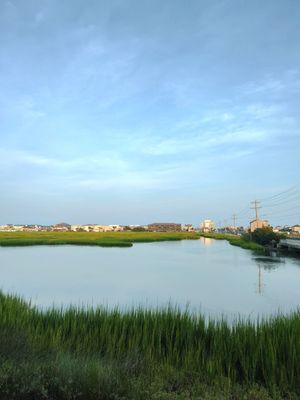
[256,264,264,295]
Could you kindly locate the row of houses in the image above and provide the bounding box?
[0,222,196,233]
[0,224,52,232]
[273,225,300,236]
[70,224,124,232]
[0,223,124,233]
[1,220,299,234]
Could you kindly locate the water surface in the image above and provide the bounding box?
[1,238,299,318]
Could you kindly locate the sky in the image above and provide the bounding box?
[0,0,299,227]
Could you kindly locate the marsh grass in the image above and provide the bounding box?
[0,231,199,248]
[0,231,265,256]
[199,232,265,253]
[0,293,299,399]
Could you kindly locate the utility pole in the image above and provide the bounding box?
[232,214,237,230]
[251,200,261,220]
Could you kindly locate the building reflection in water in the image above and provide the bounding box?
[199,237,214,246]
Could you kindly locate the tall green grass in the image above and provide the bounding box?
[0,231,200,248]
[199,232,265,253]
[0,293,299,399]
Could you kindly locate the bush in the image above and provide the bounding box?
[251,227,280,246]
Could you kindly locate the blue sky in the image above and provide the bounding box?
[0,0,299,226]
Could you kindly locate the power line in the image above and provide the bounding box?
[220,182,300,229]
[264,191,300,207]
[260,181,300,203]
[264,211,300,219]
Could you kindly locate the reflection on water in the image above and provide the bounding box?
[253,257,285,267]
[0,239,299,318]
[199,237,214,246]
[256,264,264,295]
[253,256,287,295]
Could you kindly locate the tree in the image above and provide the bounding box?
[251,227,280,246]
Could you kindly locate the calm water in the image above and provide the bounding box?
[1,238,300,318]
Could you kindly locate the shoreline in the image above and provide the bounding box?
[198,232,265,253]
[0,231,265,253]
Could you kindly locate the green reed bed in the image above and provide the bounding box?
[0,293,299,399]
[199,232,265,253]
[0,231,200,248]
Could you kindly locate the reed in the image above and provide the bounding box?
[0,293,299,399]
[0,231,200,248]
[199,232,265,253]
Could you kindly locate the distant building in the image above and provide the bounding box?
[291,225,300,234]
[218,226,245,235]
[109,225,124,232]
[22,225,39,232]
[200,220,215,232]
[250,219,270,233]
[0,224,25,232]
[52,222,71,232]
[181,224,195,232]
[70,224,123,232]
[0,224,16,231]
[148,223,181,232]
[126,225,147,231]
[71,224,104,232]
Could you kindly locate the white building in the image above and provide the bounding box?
[109,225,123,232]
[0,225,25,232]
[71,224,124,232]
[181,224,195,232]
[200,220,215,232]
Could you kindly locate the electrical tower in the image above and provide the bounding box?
[251,200,261,220]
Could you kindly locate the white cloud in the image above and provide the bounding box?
[201,111,234,123]
[133,126,268,157]
[246,103,282,119]
[242,78,285,95]
[0,148,127,171]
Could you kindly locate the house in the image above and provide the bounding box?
[70,224,123,232]
[250,219,270,233]
[181,224,195,232]
[22,225,39,232]
[52,223,71,232]
[200,220,215,232]
[108,225,124,232]
[291,225,300,234]
[148,223,182,232]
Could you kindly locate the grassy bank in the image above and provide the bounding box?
[0,231,200,248]
[0,293,299,399]
[199,232,265,253]
[0,231,265,255]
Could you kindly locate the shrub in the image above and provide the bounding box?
[251,227,280,246]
